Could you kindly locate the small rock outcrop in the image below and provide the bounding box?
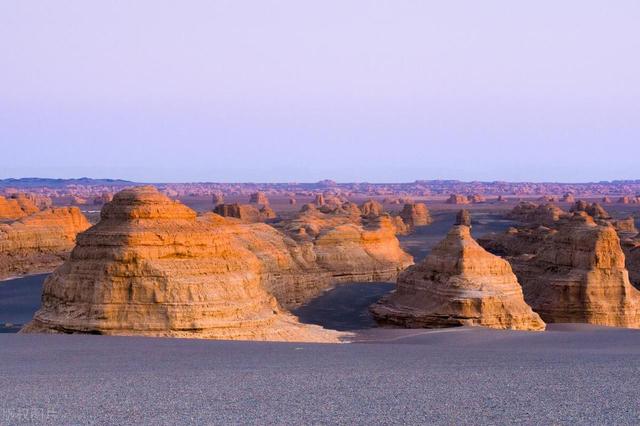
[446,194,469,205]
[22,187,342,343]
[371,213,545,331]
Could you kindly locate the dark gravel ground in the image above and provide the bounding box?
[1,326,640,425]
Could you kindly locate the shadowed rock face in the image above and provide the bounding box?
[370,222,545,331]
[514,213,640,328]
[0,207,91,279]
[22,186,343,343]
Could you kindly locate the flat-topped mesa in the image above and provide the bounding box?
[399,203,432,228]
[371,212,545,331]
[507,202,566,226]
[22,186,342,343]
[515,212,640,327]
[0,207,91,279]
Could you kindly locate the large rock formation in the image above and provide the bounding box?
[399,203,432,228]
[507,202,566,226]
[370,211,545,331]
[360,199,384,217]
[22,187,342,342]
[0,207,91,279]
[513,213,640,327]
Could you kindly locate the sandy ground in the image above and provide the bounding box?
[2,326,640,425]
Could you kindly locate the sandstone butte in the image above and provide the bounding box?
[0,207,91,279]
[213,203,277,223]
[399,202,432,228]
[22,186,344,343]
[446,194,469,205]
[370,211,545,331]
[275,203,414,297]
[249,191,269,205]
[512,213,640,327]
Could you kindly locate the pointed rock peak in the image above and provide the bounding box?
[455,209,471,227]
[101,186,197,220]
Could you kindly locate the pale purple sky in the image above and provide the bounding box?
[1,1,639,182]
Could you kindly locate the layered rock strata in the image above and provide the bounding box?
[22,187,343,342]
[371,211,545,330]
[0,207,91,279]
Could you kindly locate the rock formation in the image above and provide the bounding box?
[213,203,276,223]
[0,194,39,221]
[22,186,343,343]
[561,193,575,203]
[314,194,325,207]
[612,217,638,235]
[468,194,486,203]
[370,211,545,331]
[249,191,269,205]
[446,194,469,205]
[507,202,565,226]
[399,203,432,228]
[0,207,91,279]
[360,199,384,217]
[93,192,114,205]
[513,213,640,327]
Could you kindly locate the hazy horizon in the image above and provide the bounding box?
[2,1,639,182]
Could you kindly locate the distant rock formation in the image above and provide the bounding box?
[513,213,640,327]
[314,194,325,207]
[360,199,384,217]
[288,197,296,205]
[0,207,91,279]
[213,203,277,222]
[561,193,575,203]
[612,217,638,235]
[370,213,545,331]
[22,187,343,343]
[249,191,269,205]
[446,194,469,205]
[399,203,432,228]
[507,202,565,226]
[602,196,612,203]
[211,192,224,205]
[467,194,486,204]
[570,201,611,220]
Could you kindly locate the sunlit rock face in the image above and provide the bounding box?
[514,213,640,328]
[371,214,545,331]
[22,186,343,343]
[399,203,432,228]
[0,207,91,279]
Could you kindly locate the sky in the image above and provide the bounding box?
[1,1,639,183]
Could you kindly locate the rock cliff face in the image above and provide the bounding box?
[249,191,269,205]
[0,207,91,279]
[360,200,384,217]
[507,202,565,226]
[622,238,640,289]
[399,203,432,228]
[22,187,342,342]
[514,213,640,327]
[370,214,545,331]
